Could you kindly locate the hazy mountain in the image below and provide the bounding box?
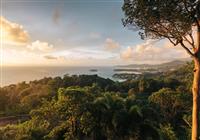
[116,60,189,68]
[116,60,190,70]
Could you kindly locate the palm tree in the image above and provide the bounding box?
[92,93,161,140]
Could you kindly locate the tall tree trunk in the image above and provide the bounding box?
[192,57,200,140]
[192,23,200,140]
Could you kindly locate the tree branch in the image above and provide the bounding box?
[167,38,178,46]
[188,32,195,47]
[180,41,195,57]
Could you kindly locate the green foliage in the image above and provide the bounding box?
[0,63,194,139]
[149,88,191,123]
[160,124,177,140]
[0,89,9,115]
[122,0,198,42]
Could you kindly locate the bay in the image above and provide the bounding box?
[0,66,117,87]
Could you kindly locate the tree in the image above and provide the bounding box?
[149,88,191,124]
[122,0,200,139]
[0,89,9,112]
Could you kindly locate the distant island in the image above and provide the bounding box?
[89,69,98,72]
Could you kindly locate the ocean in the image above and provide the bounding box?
[0,66,117,87]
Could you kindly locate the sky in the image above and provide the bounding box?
[0,0,189,66]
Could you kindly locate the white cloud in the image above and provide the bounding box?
[104,38,120,51]
[120,39,189,63]
[0,16,29,45]
[27,40,54,52]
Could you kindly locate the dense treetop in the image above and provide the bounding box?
[0,62,194,140]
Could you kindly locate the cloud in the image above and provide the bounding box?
[53,47,118,60]
[2,48,43,66]
[2,47,69,66]
[27,40,54,52]
[104,38,120,51]
[43,54,67,61]
[120,39,189,63]
[52,9,61,25]
[120,46,133,59]
[0,16,29,45]
[43,55,58,60]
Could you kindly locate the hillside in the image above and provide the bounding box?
[0,62,194,140]
[116,60,190,70]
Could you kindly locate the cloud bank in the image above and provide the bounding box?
[0,16,29,45]
[120,40,189,63]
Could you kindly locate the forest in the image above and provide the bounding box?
[0,62,195,140]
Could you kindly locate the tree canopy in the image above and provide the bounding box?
[122,0,200,57]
